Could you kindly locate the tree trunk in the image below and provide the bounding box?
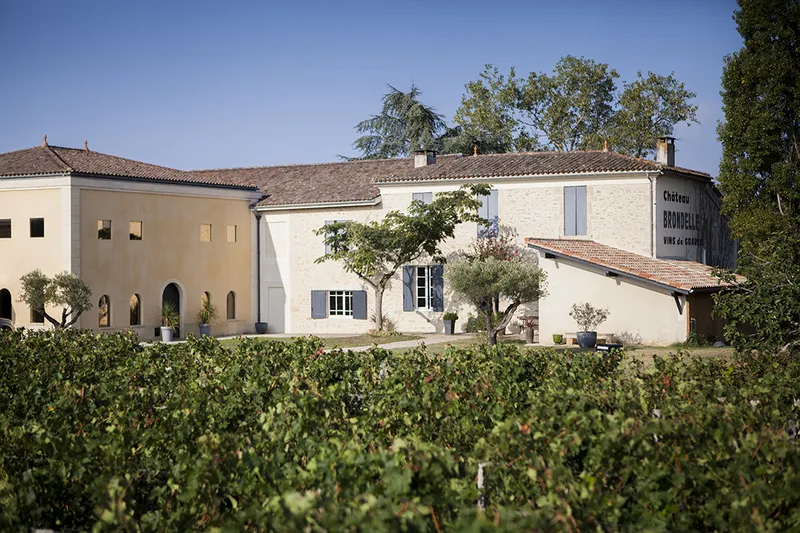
[483,312,496,346]
[488,328,499,347]
[374,287,384,331]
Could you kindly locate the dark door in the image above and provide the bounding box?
[0,289,11,320]
[162,283,181,338]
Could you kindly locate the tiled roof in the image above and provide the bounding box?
[376,151,712,183]
[188,155,461,207]
[525,238,737,291]
[0,144,258,190]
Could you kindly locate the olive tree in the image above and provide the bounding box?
[447,234,547,346]
[19,269,92,329]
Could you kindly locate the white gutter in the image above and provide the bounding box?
[647,171,659,257]
[252,197,381,212]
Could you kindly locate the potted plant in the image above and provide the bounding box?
[443,312,458,335]
[569,302,610,349]
[195,297,219,337]
[521,315,538,344]
[159,301,180,342]
[552,333,563,345]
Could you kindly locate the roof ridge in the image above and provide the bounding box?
[190,153,464,173]
[41,144,73,172]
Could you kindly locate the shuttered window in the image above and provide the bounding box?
[311,290,367,319]
[478,189,499,236]
[323,220,350,254]
[403,265,444,312]
[564,186,587,236]
[412,192,433,205]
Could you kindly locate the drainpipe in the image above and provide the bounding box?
[255,213,263,327]
[648,172,658,257]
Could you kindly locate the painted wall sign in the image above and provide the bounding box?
[656,177,703,260]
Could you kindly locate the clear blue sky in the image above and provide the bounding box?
[0,0,741,176]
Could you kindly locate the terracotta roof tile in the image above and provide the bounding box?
[0,145,258,190]
[188,155,461,207]
[525,238,738,291]
[376,151,712,182]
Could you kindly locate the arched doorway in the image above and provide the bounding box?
[162,283,181,338]
[0,289,11,322]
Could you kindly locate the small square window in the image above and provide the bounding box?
[98,220,111,240]
[0,219,10,239]
[328,290,353,316]
[31,307,44,323]
[129,221,142,240]
[30,218,44,238]
[200,224,212,242]
[226,224,237,243]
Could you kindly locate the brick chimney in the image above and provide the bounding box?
[413,149,436,168]
[656,137,675,166]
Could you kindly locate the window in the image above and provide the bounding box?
[226,225,237,243]
[412,192,433,205]
[328,290,353,316]
[200,224,212,242]
[478,190,499,236]
[323,220,350,254]
[30,218,44,238]
[403,265,444,312]
[98,295,111,328]
[98,220,111,240]
[129,294,141,326]
[311,290,367,319]
[0,219,10,239]
[226,291,236,320]
[30,307,44,323]
[129,221,142,240]
[564,185,587,236]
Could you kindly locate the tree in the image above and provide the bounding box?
[446,231,547,346]
[714,0,800,352]
[19,270,92,329]
[315,184,489,331]
[608,71,698,158]
[453,57,698,157]
[351,84,447,159]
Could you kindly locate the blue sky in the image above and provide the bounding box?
[0,0,741,176]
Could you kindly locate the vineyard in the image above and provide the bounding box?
[1,330,800,532]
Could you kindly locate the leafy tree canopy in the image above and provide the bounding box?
[19,269,92,329]
[351,84,447,159]
[316,184,490,330]
[714,0,800,352]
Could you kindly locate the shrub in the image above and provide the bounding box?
[570,302,610,331]
[443,312,459,321]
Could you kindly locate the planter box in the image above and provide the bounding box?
[160,326,174,343]
[444,320,456,335]
[255,322,268,334]
[576,331,597,349]
[198,324,211,337]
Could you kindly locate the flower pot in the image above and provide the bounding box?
[576,331,597,349]
[198,324,211,337]
[552,334,563,345]
[160,326,174,343]
[255,322,268,334]
[444,319,456,335]
[525,327,535,344]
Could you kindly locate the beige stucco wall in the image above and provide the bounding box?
[536,251,687,346]
[263,174,654,335]
[77,187,255,339]
[0,185,65,327]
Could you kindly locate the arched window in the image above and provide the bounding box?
[129,294,141,326]
[98,295,110,328]
[226,291,236,320]
[0,288,11,320]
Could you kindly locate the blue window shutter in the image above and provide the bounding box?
[423,192,432,204]
[478,191,490,236]
[564,187,577,236]
[430,265,444,312]
[324,220,334,254]
[352,290,367,319]
[488,189,499,232]
[576,186,587,236]
[402,266,414,312]
[311,290,327,319]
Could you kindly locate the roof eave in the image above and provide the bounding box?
[254,196,381,211]
[375,169,652,185]
[70,171,259,191]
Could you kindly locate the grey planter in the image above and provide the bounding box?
[525,327,535,344]
[444,319,456,335]
[576,331,597,349]
[160,326,174,343]
[255,322,268,334]
[198,324,211,337]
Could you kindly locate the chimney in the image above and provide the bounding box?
[656,136,675,166]
[413,149,436,168]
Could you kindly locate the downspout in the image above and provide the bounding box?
[255,213,263,325]
[647,172,658,257]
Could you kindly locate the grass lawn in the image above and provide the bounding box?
[219,334,423,350]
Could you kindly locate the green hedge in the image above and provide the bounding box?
[0,330,798,531]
